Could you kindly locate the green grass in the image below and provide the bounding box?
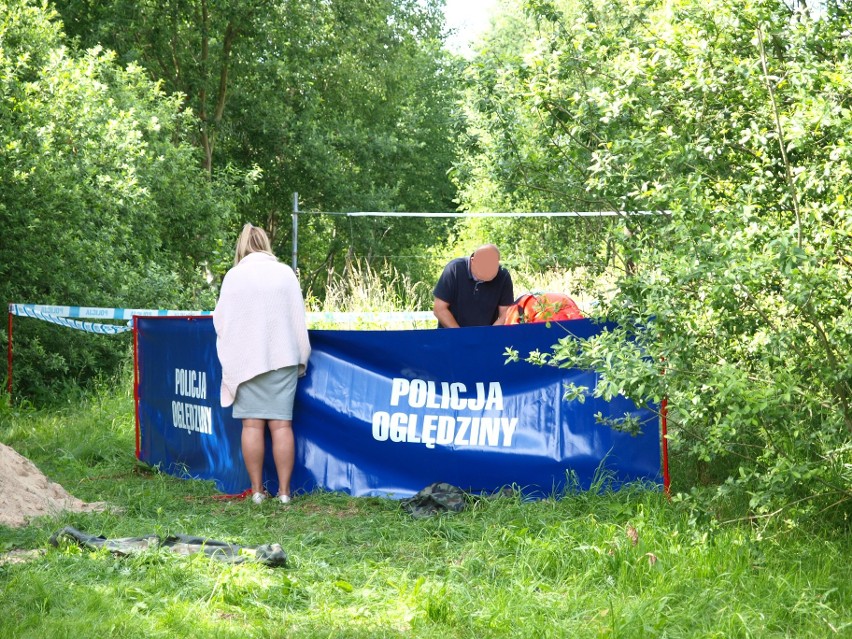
[0,385,850,639]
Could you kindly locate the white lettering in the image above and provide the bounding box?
[388,378,505,411]
[436,415,454,445]
[501,417,518,447]
[370,413,520,449]
[174,368,207,400]
[454,416,470,445]
[372,411,390,440]
[171,401,212,435]
[470,417,480,445]
[425,381,442,409]
[409,379,427,408]
[390,379,409,407]
[406,413,421,444]
[449,382,467,410]
[440,382,451,409]
[390,412,408,442]
[375,379,517,450]
[485,382,503,410]
[467,383,485,411]
[479,417,499,446]
[422,415,437,449]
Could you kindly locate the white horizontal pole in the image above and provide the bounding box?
[304,210,669,218]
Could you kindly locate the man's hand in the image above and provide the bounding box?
[433,298,460,328]
[493,304,511,326]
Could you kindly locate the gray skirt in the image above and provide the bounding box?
[232,366,299,420]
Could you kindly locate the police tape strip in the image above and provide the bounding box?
[10,304,436,334]
[9,304,212,321]
[11,306,132,335]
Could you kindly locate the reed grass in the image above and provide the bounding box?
[306,258,612,329]
[307,258,436,330]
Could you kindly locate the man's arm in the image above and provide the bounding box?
[433,297,460,328]
[493,270,515,325]
[492,304,511,326]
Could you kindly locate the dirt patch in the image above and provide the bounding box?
[0,442,107,528]
[0,548,45,565]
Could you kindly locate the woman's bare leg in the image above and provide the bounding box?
[268,419,295,498]
[241,419,266,495]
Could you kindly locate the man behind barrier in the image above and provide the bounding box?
[433,244,514,328]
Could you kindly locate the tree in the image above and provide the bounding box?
[450,0,629,276]
[57,0,268,176]
[0,0,241,399]
[55,0,465,296]
[464,0,852,521]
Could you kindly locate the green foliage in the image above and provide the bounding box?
[0,0,243,400]
[1,381,850,637]
[451,0,622,275]
[2,0,468,401]
[464,0,852,519]
[55,0,465,298]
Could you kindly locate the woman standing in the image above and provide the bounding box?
[213,224,311,504]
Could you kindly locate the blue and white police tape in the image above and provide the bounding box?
[9,304,212,322]
[9,304,435,333]
[9,304,213,336]
[10,306,131,335]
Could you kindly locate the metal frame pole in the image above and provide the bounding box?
[292,192,299,272]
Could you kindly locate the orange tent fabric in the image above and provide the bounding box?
[505,293,583,325]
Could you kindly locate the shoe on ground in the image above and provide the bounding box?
[278,494,291,504]
[252,492,267,505]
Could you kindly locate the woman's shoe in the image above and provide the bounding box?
[278,494,291,504]
[252,492,267,505]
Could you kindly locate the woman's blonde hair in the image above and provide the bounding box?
[234,223,274,265]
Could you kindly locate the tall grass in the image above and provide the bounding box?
[0,381,850,638]
[307,258,436,329]
[305,258,614,327]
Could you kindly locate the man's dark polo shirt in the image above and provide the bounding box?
[433,257,514,327]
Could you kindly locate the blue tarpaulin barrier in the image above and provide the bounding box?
[134,316,662,498]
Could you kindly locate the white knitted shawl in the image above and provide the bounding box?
[213,252,311,407]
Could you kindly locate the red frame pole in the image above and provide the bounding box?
[7,307,12,399]
[661,397,670,495]
[659,354,670,495]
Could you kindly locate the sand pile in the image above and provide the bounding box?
[0,442,106,528]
